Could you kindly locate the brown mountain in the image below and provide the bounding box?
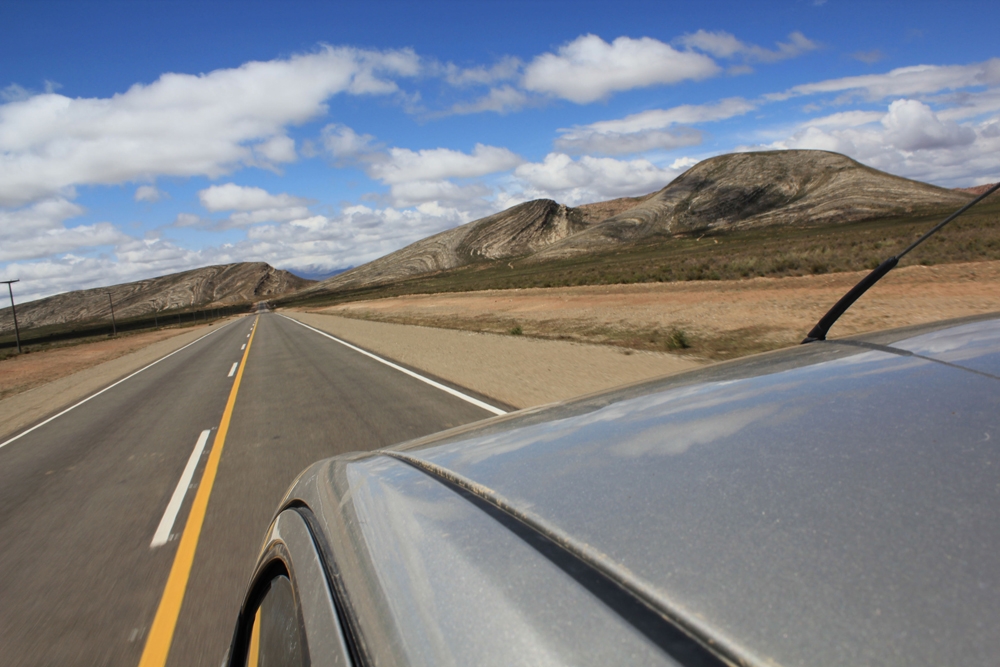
[296,149,973,297]
[0,262,311,334]
[295,199,588,295]
[530,150,971,261]
[954,183,998,196]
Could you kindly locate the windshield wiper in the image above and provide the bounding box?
[802,181,1000,343]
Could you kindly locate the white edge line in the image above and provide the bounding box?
[150,429,212,548]
[228,362,239,377]
[281,314,507,416]
[0,318,241,451]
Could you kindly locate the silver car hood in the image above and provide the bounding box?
[287,315,1000,667]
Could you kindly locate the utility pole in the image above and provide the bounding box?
[106,292,117,336]
[1,279,22,354]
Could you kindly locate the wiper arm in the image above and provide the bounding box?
[802,181,1000,343]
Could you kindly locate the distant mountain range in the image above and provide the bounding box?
[3,150,985,335]
[0,262,311,334]
[294,150,973,299]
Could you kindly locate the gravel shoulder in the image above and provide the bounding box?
[0,322,229,442]
[283,312,703,409]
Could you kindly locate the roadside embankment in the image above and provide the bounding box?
[0,321,234,441]
[282,312,703,409]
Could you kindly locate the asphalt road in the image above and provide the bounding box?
[0,312,499,666]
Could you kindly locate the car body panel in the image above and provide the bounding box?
[264,314,1000,667]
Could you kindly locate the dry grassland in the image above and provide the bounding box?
[313,260,1000,361]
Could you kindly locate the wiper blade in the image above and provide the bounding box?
[802,181,1000,343]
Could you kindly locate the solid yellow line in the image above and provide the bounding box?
[138,317,259,667]
[248,607,261,667]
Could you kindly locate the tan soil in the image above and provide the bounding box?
[284,312,702,410]
[310,258,1000,363]
[0,323,226,441]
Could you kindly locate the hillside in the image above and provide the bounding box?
[0,262,311,334]
[530,150,971,261]
[297,150,973,299]
[295,198,588,295]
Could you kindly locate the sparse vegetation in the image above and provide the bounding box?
[278,198,1000,310]
[509,324,523,336]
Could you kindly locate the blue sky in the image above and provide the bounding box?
[2,0,999,302]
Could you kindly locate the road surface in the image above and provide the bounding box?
[0,312,503,666]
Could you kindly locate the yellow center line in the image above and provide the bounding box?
[139,316,259,667]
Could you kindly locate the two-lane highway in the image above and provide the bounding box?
[0,312,501,666]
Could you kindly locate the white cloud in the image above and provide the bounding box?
[387,181,492,208]
[134,185,165,202]
[173,212,206,227]
[444,57,522,86]
[1,83,31,102]
[0,198,129,262]
[556,128,703,156]
[555,98,755,154]
[198,183,309,212]
[758,99,1000,187]
[522,34,719,103]
[321,123,377,159]
[678,30,818,64]
[367,144,523,185]
[253,135,297,163]
[195,183,312,227]
[0,45,420,207]
[446,86,530,115]
[797,110,885,129]
[783,58,1000,101]
[881,99,975,151]
[240,203,475,274]
[512,153,681,205]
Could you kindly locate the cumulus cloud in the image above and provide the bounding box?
[512,153,682,205]
[555,97,755,154]
[253,135,297,164]
[881,99,976,151]
[0,45,420,207]
[321,123,378,160]
[198,183,308,212]
[522,34,719,103]
[758,99,999,186]
[678,30,819,66]
[134,185,165,202]
[355,143,521,206]
[195,183,312,227]
[368,143,523,184]
[0,198,128,262]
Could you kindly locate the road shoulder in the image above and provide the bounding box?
[282,311,703,409]
[0,322,232,442]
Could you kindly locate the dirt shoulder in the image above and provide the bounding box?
[283,312,702,410]
[312,260,1000,360]
[0,322,230,442]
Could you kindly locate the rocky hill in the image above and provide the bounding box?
[296,198,588,295]
[296,149,973,297]
[0,262,311,334]
[531,150,971,261]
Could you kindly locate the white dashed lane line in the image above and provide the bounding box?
[241,344,245,350]
[150,429,212,548]
[228,363,238,378]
